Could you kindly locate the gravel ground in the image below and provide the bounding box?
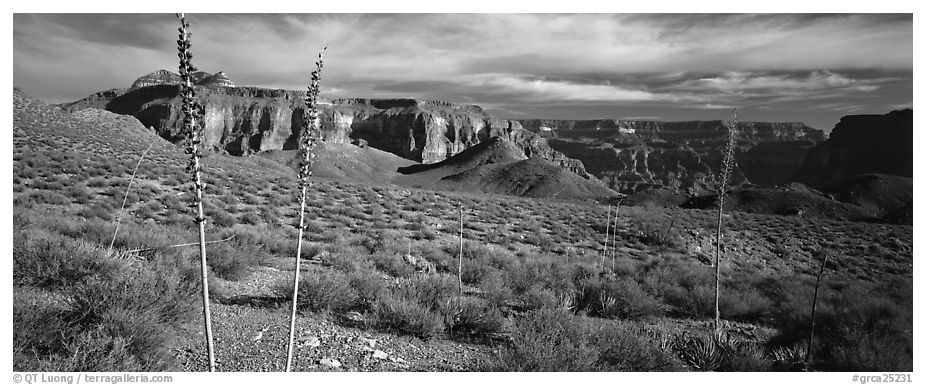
[175,260,497,372]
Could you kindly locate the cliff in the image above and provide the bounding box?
[518,119,826,193]
[63,79,591,179]
[798,109,912,186]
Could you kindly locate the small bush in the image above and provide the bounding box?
[347,268,385,308]
[630,212,683,250]
[442,296,507,341]
[371,252,415,278]
[26,190,70,205]
[14,229,123,288]
[273,271,359,314]
[498,309,599,371]
[392,273,458,311]
[479,270,514,308]
[370,293,445,339]
[205,238,267,281]
[769,283,912,371]
[591,322,682,371]
[576,276,665,320]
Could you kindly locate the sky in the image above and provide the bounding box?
[12,13,913,132]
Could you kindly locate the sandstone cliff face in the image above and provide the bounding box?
[798,109,912,186]
[88,84,590,178]
[519,119,826,193]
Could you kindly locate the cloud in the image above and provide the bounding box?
[671,70,881,93]
[12,13,912,132]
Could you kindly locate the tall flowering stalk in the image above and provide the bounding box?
[713,108,738,334]
[602,204,611,272]
[285,46,326,372]
[176,13,216,372]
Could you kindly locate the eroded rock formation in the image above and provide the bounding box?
[798,109,912,186]
[65,79,590,179]
[518,119,826,193]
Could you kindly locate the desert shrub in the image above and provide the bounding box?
[205,237,267,281]
[63,184,93,204]
[460,258,492,285]
[498,308,598,371]
[370,293,445,339]
[371,252,415,278]
[273,271,359,314]
[237,211,261,225]
[107,222,192,253]
[318,246,371,273]
[479,270,515,308]
[40,256,200,371]
[575,276,664,320]
[769,283,912,371]
[13,229,123,288]
[242,225,299,257]
[26,190,70,205]
[48,327,144,371]
[508,256,574,295]
[13,296,70,369]
[591,322,682,371]
[209,208,237,228]
[392,273,458,311]
[347,268,385,308]
[441,296,507,341]
[418,245,455,273]
[414,225,439,241]
[629,212,683,250]
[519,285,573,312]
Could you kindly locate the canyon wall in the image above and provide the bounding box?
[63,75,591,179]
[518,119,826,193]
[797,109,912,186]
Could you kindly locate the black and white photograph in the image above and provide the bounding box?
[9,6,916,377]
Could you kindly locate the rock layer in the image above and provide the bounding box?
[518,119,826,193]
[798,109,912,186]
[69,83,591,179]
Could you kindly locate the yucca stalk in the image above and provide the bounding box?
[610,198,622,272]
[108,143,153,252]
[285,45,326,372]
[806,251,830,370]
[176,13,216,372]
[458,204,464,296]
[713,108,738,334]
[602,204,610,271]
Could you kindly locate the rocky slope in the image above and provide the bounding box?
[518,119,826,193]
[394,137,617,201]
[60,71,590,180]
[798,109,912,186]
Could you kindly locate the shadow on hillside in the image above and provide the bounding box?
[215,294,289,309]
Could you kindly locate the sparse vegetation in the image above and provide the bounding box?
[12,51,911,372]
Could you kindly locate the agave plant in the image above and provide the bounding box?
[285,45,326,372]
[176,12,215,372]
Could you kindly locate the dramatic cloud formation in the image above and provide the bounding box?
[13,13,912,131]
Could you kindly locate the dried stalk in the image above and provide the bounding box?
[713,108,738,333]
[458,204,464,296]
[602,204,611,271]
[108,143,153,252]
[806,251,830,370]
[610,198,622,272]
[176,13,215,372]
[285,45,326,372]
[122,234,236,253]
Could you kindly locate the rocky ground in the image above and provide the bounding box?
[174,262,497,372]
